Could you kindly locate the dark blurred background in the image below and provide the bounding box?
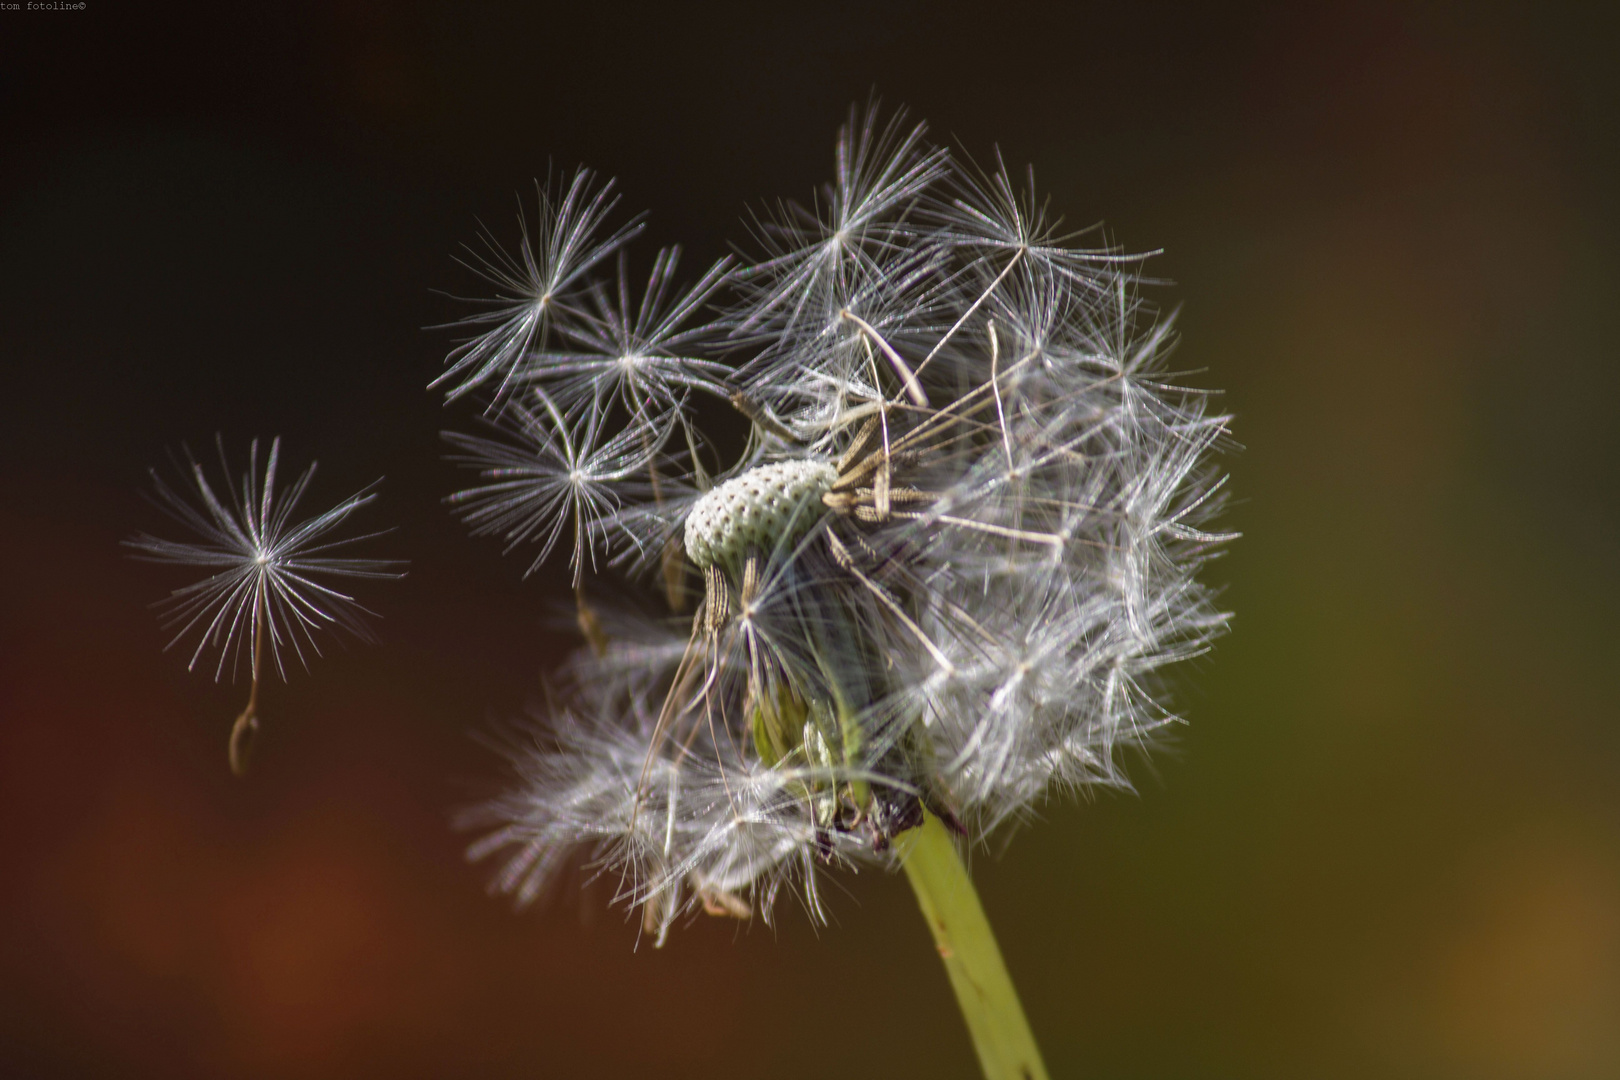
[3,2,1618,1077]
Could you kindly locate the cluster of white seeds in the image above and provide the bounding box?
[446,108,1234,940]
[682,460,838,569]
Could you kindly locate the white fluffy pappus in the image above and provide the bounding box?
[445,104,1235,945]
[126,435,404,682]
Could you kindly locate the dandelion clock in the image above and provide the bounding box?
[442,104,1234,1080]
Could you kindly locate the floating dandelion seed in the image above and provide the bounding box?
[126,435,405,774]
[446,102,1234,1080]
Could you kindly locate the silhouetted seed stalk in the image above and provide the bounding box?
[227,599,266,776]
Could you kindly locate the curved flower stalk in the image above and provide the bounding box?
[446,103,1233,1078]
[126,436,405,773]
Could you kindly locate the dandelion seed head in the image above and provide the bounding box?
[445,102,1235,937]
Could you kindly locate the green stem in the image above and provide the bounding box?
[900,810,1049,1080]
